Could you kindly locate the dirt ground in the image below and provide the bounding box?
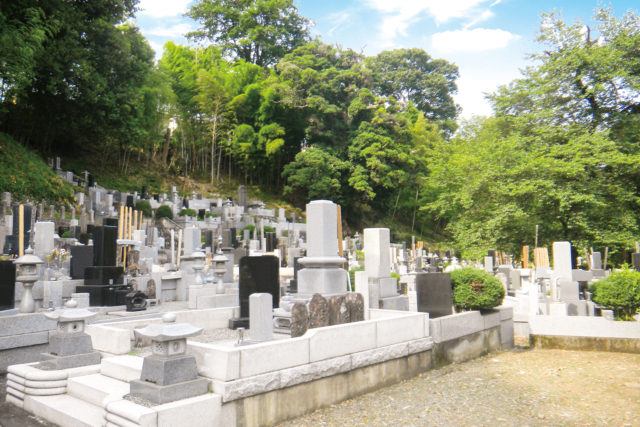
[2,348,639,427]
[277,348,640,427]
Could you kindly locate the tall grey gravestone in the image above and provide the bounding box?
[297,200,347,296]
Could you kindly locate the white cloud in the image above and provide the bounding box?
[432,28,520,52]
[137,0,192,18]
[145,23,194,38]
[364,0,489,25]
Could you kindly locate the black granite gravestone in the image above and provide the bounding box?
[126,195,135,209]
[198,209,206,220]
[204,230,214,250]
[76,225,127,306]
[0,260,16,310]
[230,227,237,248]
[70,246,94,280]
[141,186,149,200]
[103,217,118,227]
[9,204,33,254]
[93,226,117,266]
[88,174,95,188]
[229,255,279,329]
[416,272,453,318]
[265,232,277,252]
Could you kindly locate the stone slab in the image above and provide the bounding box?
[307,320,376,362]
[130,377,209,404]
[39,350,101,370]
[376,314,426,347]
[67,373,129,407]
[0,330,49,350]
[379,295,409,311]
[24,394,105,427]
[0,313,56,337]
[100,355,144,382]
[155,393,221,427]
[240,336,309,378]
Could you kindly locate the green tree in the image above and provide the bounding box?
[187,0,311,67]
[365,48,459,134]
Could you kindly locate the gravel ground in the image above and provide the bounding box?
[2,348,639,427]
[277,349,640,427]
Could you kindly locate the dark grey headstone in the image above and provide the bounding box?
[633,253,640,272]
[126,195,135,209]
[70,246,94,280]
[290,302,309,338]
[309,293,329,328]
[238,256,279,318]
[416,272,452,318]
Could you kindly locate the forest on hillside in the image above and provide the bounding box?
[1,1,640,261]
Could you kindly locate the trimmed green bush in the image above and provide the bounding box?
[135,200,152,217]
[179,208,197,217]
[592,268,640,320]
[155,205,173,220]
[450,268,505,311]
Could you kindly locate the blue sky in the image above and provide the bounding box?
[134,0,640,118]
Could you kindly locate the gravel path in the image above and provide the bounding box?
[2,348,639,427]
[277,349,640,427]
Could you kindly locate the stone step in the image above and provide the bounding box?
[24,394,104,427]
[68,373,130,407]
[101,355,144,382]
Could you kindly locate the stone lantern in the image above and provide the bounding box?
[131,313,209,404]
[40,299,101,369]
[211,239,228,294]
[14,247,44,313]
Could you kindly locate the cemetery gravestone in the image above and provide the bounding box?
[0,260,16,310]
[229,256,279,329]
[70,246,94,280]
[416,272,453,318]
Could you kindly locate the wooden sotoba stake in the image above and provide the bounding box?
[18,204,24,257]
[337,204,343,268]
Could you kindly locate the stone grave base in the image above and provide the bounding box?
[129,377,209,404]
[39,351,101,370]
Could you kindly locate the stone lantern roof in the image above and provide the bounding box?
[134,313,202,342]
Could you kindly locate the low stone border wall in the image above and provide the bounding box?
[209,307,513,426]
[526,314,640,353]
[0,313,56,373]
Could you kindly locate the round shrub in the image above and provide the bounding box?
[592,268,640,320]
[155,205,173,220]
[450,268,505,311]
[179,208,197,217]
[135,200,152,217]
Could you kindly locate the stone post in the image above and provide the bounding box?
[249,293,273,342]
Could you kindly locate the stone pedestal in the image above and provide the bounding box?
[131,313,208,404]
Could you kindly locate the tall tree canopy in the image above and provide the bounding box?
[187,0,311,67]
[422,7,640,261]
